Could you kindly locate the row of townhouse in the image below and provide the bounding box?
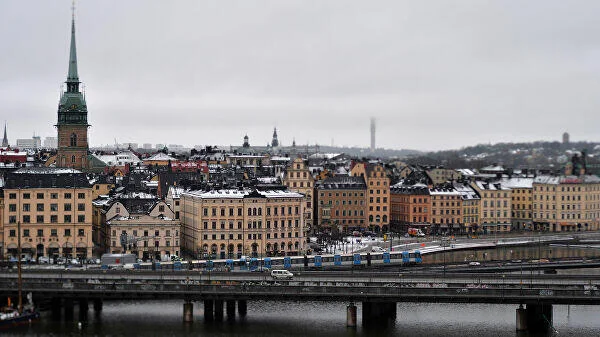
[388,173,600,234]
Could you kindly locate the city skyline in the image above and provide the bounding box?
[2,1,600,151]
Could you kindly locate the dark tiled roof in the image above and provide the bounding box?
[316,176,366,190]
[5,168,90,189]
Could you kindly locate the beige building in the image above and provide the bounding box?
[181,189,306,259]
[453,183,480,233]
[105,201,180,260]
[501,178,533,231]
[532,175,600,232]
[471,181,512,233]
[426,168,461,185]
[283,157,314,234]
[3,168,93,260]
[350,162,390,233]
[429,187,462,235]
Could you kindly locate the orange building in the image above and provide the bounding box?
[350,162,390,233]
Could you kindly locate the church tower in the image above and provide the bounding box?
[56,6,89,169]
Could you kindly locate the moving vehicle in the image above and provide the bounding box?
[408,228,425,237]
[100,253,136,269]
[271,269,293,280]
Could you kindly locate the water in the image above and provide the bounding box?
[4,300,600,336]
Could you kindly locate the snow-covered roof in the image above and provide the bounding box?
[533,175,600,185]
[183,189,304,199]
[500,177,533,189]
[95,150,142,166]
[270,156,291,161]
[13,167,81,174]
[257,177,278,184]
[309,153,342,160]
[472,181,511,191]
[145,152,176,161]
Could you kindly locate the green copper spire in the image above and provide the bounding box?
[66,3,79,92]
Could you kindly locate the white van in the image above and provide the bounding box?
[270,269,293,280]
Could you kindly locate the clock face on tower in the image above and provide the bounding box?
[70,104,77,110]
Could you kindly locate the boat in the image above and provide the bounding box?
[0,220,40,328]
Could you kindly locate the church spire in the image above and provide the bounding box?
[2,122,8,148]
[66,1,79,93]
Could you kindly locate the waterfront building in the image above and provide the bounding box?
[532,175,600,232]
[453,182,480,234]
[350,162,390,233]
[389,184,431,233]
[282,158,315,234]
[501,177,533,231]
[471,181,512,233]
[429,186,462,235]
[2,168,93,260]
[315,176,367,234]
[180,189,306,258]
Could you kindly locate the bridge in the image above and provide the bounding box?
[1,269,599,331]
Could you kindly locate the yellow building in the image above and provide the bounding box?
[471,181,512,233]
[350,162,390,233]
[3,168,93,260]
[532,175,600,232]
[429,187,462,235]
[453,183,480,233]
[283,157,315,234]
[501,178,533,231]
[181,189,306,258]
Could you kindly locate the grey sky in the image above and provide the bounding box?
[1,1,600,152]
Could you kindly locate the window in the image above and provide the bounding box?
[50,215,58,223]
[64,203,72,211]
[51,193,58,199]
[8,204,16,212]
[51,229,57,237]
[70,133,77,147]
[78,193,85,199]
[64,193,71,199]
[22,215,30,223]
[37,203,44,211]
[23,193,30,199]
[9,193,16,199]
[36,215,44,223]
[64,215,71,223]
[78,215,85,223]
[9,216,16,224]
[9,230,16,237]
[23,204,30,212]
[36,193,44,199]
[37,229,43,237]
[64,229,71,237]
[155,230,160,237]
[159,205,165,213]
[78,229,85,237]
[23,229,30,237]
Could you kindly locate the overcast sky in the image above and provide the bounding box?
[1,1,600,152]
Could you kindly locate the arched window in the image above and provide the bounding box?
[71,155,76,163]
[70,133,77,147]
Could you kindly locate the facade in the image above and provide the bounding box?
[426,168,461,185]
[502,178,533,231]
[2,168,93,260]
[471,181,512,233]
[56,15,90,170]
[453,182,480,233]
[532,175,600,232]
[16,136,41,150]
[350,162,390,232]
[315,176,367,234]
[389,184,431,232]
[105,202,180,260]
[181,189,306,258]
[282,157,314,234]
[429,187,462,234]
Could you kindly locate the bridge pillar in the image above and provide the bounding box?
[226,300,236,321]
[346,303,357,327]
[362,301,396,327]
[525,303,553,332]
[516,305,527,331]
[214,300,224,321]
[183,301,194,323]
[51,297,62,320]
[64,298,74,321]
[93,299,103,312]
[238,300,247,317]
[204,300,214,322]
[79,298,89,322]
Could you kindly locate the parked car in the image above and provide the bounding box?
[271,269,293,280]
[469,262,481,266]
